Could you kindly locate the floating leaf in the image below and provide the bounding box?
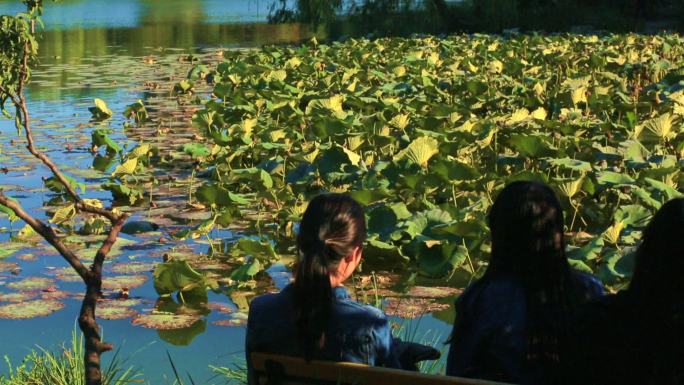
[111,261,157,274]
[383,298,449,319]
[101,275,148,290]
[7,277,55,291]
[97,306,138,320]
[406,286,461,298]
[131,313,201,330]
[0,291,35,302]
[0,299,64,319]
[0,262,19,273]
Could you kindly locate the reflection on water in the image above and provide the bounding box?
[1,0,314,102]
[0,0,281,29]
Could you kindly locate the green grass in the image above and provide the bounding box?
[210,358,248,385]
[0,328,141,385]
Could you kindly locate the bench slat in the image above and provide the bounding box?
[251,352,513,385]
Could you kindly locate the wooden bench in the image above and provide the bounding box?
[250,352,513,385]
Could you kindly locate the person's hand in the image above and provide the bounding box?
[393,340,441,371]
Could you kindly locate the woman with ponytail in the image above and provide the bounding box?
[246,193,438,383]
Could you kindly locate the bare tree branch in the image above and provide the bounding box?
[2,27,130,385]
[12,42,121,224]
[0,191,90,280]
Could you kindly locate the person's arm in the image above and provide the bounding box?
[246,302,258,385]
[372,316,403,368]
[447,285,525,382]
[446,298,483,377]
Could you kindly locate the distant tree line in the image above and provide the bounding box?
[269,0,684,34]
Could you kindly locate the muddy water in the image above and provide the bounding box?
[0,1,454,383]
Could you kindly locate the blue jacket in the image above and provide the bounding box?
[246,284,399,383]
[446,271,604,384]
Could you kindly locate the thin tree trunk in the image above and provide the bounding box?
[0,38,128,385]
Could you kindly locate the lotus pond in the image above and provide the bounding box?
[2,1,684,383]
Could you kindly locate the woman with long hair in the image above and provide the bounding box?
[246,193,438,383]
[574,198,684,385]
[446,181,603,384]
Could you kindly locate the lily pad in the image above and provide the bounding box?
[99,298,144,308]
[0,299,65,319]
[51,267,83,282]
[406,286,462,299]
[0,262,20,273]
[0,243,25,259]
[41,289,70,300]
[7,277,56,291]
[102,275,148,290]
[0,291,36,303]
[75,237,137,261]
[383,298,450,319]
[97,306,138,320]
[212,318,247,327]
[212,312,248,327]
[111,261,157,274]
[16,253,37,261]
[206,302,234,314]
[131,312,201,330]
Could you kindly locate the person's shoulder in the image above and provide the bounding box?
[459,275,525,304]
[570,270,605,300]
[456,275,526,319]
[336,297,388,324]
[338,297,387,318]
[249,286,292,315]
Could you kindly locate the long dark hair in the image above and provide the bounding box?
[486,181,577,379]
[292,193,366,360]
[629,198,684,384]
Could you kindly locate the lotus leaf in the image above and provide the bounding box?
[393,137,439,168]
[0,299,64,319]
[96,306,138,320]
[0,291,35,303]
[101,275,148,290]
[131,313,201,330]
[89,98,113,120]
[111,261,157,274]
[153,260,206,297]
[0,262,19,273]
[7,277,56,291]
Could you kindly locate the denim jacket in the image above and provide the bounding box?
[446,271,604,385]
[246,284,399,383]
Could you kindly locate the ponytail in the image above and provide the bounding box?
[291,194,366,360]
[293,241,334,359]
